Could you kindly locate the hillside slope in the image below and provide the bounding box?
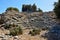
[0,11,56,29]
[0,11,56,40]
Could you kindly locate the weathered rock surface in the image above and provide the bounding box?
[46,23,60,40]
[0,11,56,40]
[0,11,56,29]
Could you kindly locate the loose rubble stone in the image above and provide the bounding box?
[14,36,19,40]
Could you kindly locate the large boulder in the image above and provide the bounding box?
[47,23,60,40]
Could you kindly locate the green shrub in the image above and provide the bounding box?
[4,23,17,29]
[10,26,23,36]
[6,7,19,12]
[13,8,19,12]
[4,24,11,29]
[29,29,40,36]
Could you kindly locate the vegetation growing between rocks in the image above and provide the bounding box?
[4,23,18,29]
[10,26,23,36]
[29,29,40,36]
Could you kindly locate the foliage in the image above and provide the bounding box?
[13,8,19,12]
[54,0,60,18]
[10,26,23,36]
[0,15,5,24]
[0,19,4,24]
[32,4,37,12]
[6,7,19,12]
[22,5,25,12]
[37,8,42,12]
[22,4,32,12]
[4,24,11,29]
[22,4,42,12]
[4,23,17,29]
[29,29,40,36]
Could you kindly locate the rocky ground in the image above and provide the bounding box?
[0,28,48,40]
[0,11,56,40]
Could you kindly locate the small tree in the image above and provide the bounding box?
[54,0,60,18]
[26,5,31,12]
[37,8,42,12]
[22,4,31,12]
[32,4,37,12]
[22,5,25,12]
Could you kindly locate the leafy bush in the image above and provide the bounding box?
[13,8,19,12]
[10,26,23,36]
[6,7,19,12]
[4,24,11,29]
[29,29,40,36]
[4,23,17,29]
